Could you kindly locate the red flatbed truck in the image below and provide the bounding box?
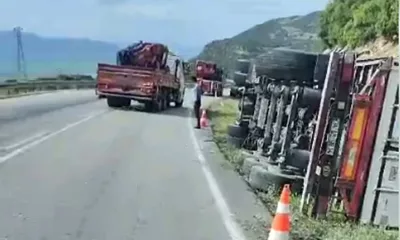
[96,42,185,112]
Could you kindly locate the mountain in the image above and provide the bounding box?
[0,30,202,79]
[0,31,119,78]
[191,11,324,76]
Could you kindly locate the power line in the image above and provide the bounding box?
[13,26,27,80]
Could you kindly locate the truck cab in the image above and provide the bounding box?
[195,60,223,97]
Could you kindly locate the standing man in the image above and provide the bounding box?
[193,76,203,129]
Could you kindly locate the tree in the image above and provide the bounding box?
[319,0,398,48]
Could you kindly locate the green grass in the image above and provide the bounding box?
[208,99,245,172]
[208,98,398,240]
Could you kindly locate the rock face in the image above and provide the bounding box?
[191,11,323,77]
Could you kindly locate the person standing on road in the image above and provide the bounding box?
[193,76,203,129]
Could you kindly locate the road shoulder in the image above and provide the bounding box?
[193,115,270,240]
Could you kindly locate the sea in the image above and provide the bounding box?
[0,60,111,82]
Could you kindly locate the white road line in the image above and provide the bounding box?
[0,132,49,151]
[187,111,247,240]
[0,110,108,163]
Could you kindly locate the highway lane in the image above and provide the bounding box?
[0,92,244,240]
[0,90,99,123]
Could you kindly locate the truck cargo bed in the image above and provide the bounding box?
[96,63,179,101]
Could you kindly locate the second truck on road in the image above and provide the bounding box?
[96,41,186,112]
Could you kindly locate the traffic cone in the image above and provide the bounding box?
[200,109,208,128]
[268,184,291,240]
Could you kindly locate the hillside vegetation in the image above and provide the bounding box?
[191,11,323,77]
[319,0,398,48]
[192,0,398,76]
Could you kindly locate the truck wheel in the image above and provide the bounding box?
[175,100,183,108]
[144,102,153,111]
[235,59,251,74]
[174,92,184,108]
[242,103,255,115]
[227,124,248,138]
[254,49,317,83]
[161,94,168,110]
[248,165,303,194]
[241,157,269,177]
[121,98,131,107]
[227,135,245,148]
[152,99,161,112]
[107,97,122,108]
[233,72,247,87]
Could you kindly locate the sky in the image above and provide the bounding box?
[0,0,330,48]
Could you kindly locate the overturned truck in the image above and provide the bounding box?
[228,49,329,192]
[227,48,399,226]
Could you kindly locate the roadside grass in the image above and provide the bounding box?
[208,98,245,171]
[208,98,398,240]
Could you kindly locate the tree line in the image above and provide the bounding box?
[319,0,398,48]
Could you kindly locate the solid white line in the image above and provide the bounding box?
[0,110,108,163]
[187,111,247,240]
[0,132,49,151]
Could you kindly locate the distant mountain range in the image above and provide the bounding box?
[0,31,201,79]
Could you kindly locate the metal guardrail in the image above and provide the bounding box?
[0,80,96,87]
[0,80,96,97]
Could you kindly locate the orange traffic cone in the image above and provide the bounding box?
[268,184,291,240]
[200,109,208,128]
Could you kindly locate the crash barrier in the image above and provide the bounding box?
[0,80,96,96]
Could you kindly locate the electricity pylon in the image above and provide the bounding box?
[13,26,27,80]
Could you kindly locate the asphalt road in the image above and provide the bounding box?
[0,89,266,240]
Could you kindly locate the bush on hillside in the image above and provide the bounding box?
[319,0,398,48]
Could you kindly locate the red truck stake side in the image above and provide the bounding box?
[96,42,185,112]
[195,60,223,97]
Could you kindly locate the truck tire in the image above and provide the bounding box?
[121,98,131,107]
[227,135,245,148]
[144,102,153,111]
[242,104,255,116]
[230,86,239,97]
[241,157,269,177]
[107,97,123,108]
[248,165,303,193]
[161,94,168,110]
[254,49,317,83]
[227,124,248,138]
[175,100,183,108]
[233,72,247,87]
[174,91,184,108]
[235,59,250,74]
[145,97,161,112]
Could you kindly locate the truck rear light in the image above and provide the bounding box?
[98,83,107,89]
[341,53,355,83]
[340,95,371,181]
